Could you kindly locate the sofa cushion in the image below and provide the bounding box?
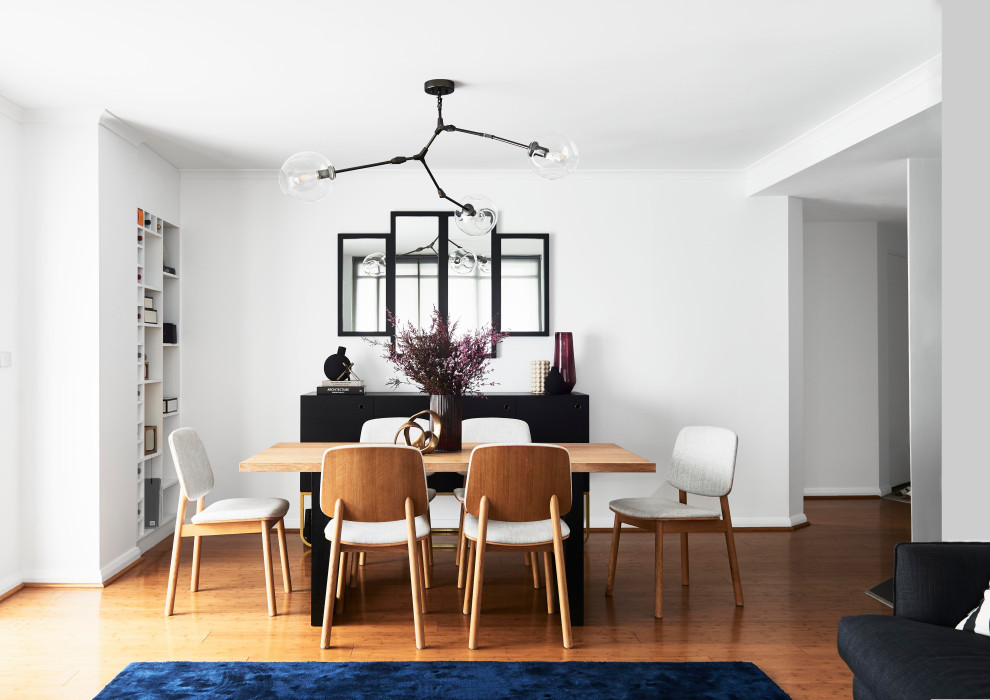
[956,580,990,636]
[838,614,990,700]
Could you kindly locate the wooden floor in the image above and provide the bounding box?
[0,498,908,699]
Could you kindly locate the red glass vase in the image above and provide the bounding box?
[430,394,463,453]
[553,332,576,394]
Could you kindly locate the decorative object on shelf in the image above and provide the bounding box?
[554,331,576,394]
[163,244,174,275]
[531,360,550,394]
[137,208,143,225]
[144,217,151,227]
[279,79,578,235]
[545,365,565,395]
[163,323,177,344]
[145,309,158,324]
[317,379,365,396]
[323,346,356,381]
[368,309,507,453]
[144,362,149,380]
[394,409,442,454]
[144,297,154,309]
[144,426,158,455]
[164,397,178,413]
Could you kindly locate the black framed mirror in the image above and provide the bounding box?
[337,233,392,336]
[337,213,549,345]
[494,233,549,336]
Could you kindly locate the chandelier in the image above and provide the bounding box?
[278,79,579,236]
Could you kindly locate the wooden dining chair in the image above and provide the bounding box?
[319,444,431,649]
[461,443,573,649]
[605,426,742,618]
[165,427,291,617]
[452,418,536,589]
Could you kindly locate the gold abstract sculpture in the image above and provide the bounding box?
[394,410,442,454]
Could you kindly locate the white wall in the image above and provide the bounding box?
[180,171,803,528]
[803,222,882,495]
[0,109,21,594]
[907,158,942,542]
[18,120,102,582]
[97,124,181,578]
[943,0,990,541]
[877,223,909,493]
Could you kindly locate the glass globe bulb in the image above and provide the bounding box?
[362,252,386,277]
[529,132,579,181]
[279,151,335,202]
[479,257,492,274]
[454,194,498,236]
[449,249,478,275]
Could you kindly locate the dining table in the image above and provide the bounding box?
[240,441,656,626]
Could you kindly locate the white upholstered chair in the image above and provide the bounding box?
[319,444,431,649]
[605,426,743,618]
[461,444,573,649]
[165,427,291,617]
[453,418,535,588]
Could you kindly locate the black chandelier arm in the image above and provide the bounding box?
[417,158,472,213]
[333,155,415,176]
[447,125,547,156]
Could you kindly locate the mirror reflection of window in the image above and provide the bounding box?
[394,216,441,331]
[448,234,492,334]
[340,236,387,333]
[499,236,547,334]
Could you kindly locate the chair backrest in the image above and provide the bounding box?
[320,445,429,522]
[464,444,571,521]
[360,417,428,443]
[462,417,532,443]
[666,426,738,497]
[168,427,215,501]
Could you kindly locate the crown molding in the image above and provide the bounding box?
[746,54,942,195]
[98,111,145,147]
[19,108,105,125]
[180,168,745,182]
[0,94,24,123]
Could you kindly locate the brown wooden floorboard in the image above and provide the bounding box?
[0,498,909,698]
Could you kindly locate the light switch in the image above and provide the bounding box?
[0,351,11,367]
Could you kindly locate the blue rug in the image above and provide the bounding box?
[95,661,790,699]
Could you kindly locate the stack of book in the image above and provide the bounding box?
[317,379,365,395]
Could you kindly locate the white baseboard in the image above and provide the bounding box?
[732,515,807,528]
[0,572,24,598]
[100,547,140,583]
[21,568,103,585]
[804,486,882,497]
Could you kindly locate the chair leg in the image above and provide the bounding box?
[276,519,292,593]
[405,499,426,650]
[321,501,344,649]
[462,541,475,614]
[531,551,542,589]
[348,550,359,588]
[721,496,744,606]
[190,535,202,592]
[420,539,432,589]
[457,525,470,589]
[335,552,347,614]
[654,521,664,618]
[524,552,531,566]
[679,490,689,586]
[455,506,465,567]
[164,511,185,616]
[261,521,277,616]
[605,512,621,596]
[543,552,555,613]
[358,551,366,566]
[551,495,572,649]
[468,497,489,650]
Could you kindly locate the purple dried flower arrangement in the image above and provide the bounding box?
[368,310,507,396]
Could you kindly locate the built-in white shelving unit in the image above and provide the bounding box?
[136,208,181,542]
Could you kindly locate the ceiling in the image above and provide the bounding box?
[0,1,940,172]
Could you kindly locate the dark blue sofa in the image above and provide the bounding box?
[838,542,990,700]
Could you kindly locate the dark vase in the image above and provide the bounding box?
[554,332,576,394]
[430,395,463,453]
[545,366,565,395]
[324,346,351,381]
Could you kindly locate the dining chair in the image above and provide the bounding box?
[165,427,291,617]
[319,444,431,649]
[355,417,437,576]
[453,418,536,589]
[605,425,743,618]
[461,443,573,649]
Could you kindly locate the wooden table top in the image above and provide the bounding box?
[239,442,656,474]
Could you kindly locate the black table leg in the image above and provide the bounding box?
[310,475,329,627]
[560,472,588,626]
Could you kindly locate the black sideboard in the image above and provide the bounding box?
[299,391,591,626]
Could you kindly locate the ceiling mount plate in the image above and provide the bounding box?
[424,79,455,96]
